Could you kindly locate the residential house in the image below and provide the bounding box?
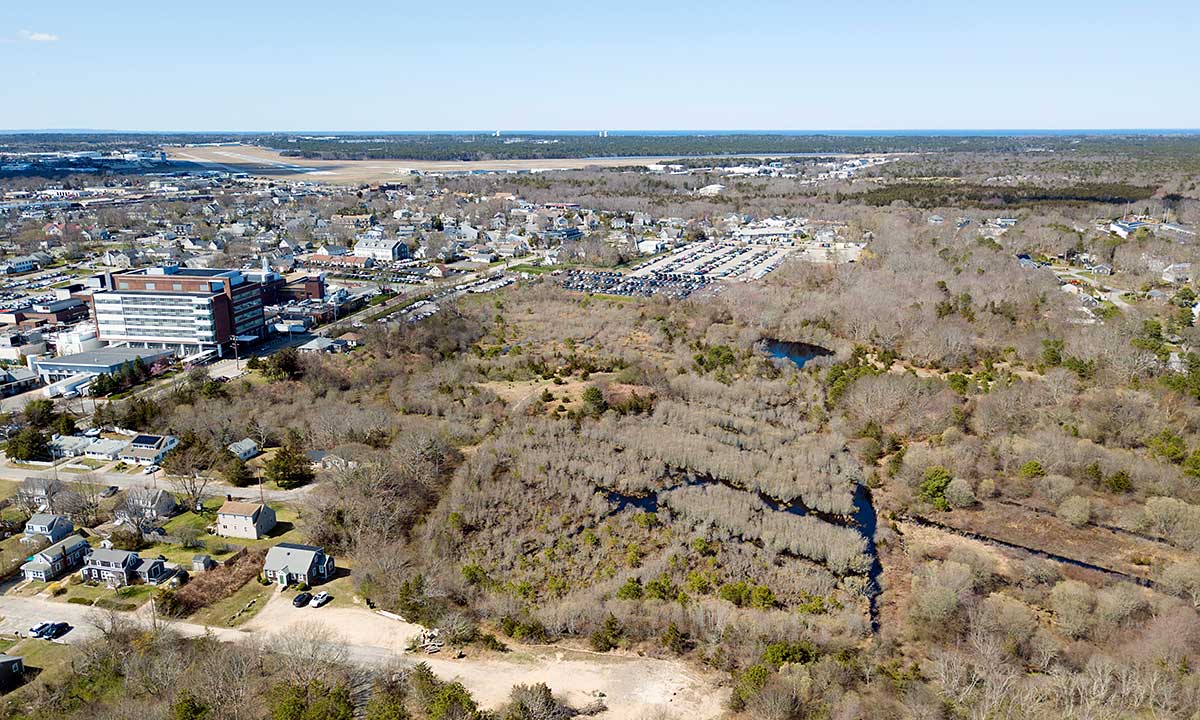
[115,487,176,526]
[84,438,129,461]
[20,534,89,582]
[0,367,38,398]
[0,256,39,275]
[81,548,168,587]
[1163,263,1194,284]
[49,435,93,459]
[262,543,335,587]
[23,513,73,544]
[117,434,178,466]
[227,438,260,461]
[297,336,347,354]
[216,499,277,540]
[353,236,408,262]
[17,477,64,513]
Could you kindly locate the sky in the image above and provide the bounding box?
[2,0,1199,132]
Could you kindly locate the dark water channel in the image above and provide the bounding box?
[762,338,834,368]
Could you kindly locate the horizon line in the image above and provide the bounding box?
[4,128,1200,136]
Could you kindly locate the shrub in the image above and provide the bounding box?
[1018,460,1046,479]
[718,580,752,607]
[616,577,643,600]
[661,622,687,654]
[478,633,508,652]
[945,478,977,508]
[67,597,93,605]
[761,640,819,668]
[1050,580,1096,639]
[645,574,677,601]
[110,527,147,551]
[686,571,713,595]
[919,466,953,511]
[1104,470,1132,493]
[164,548,267,617]
[730,663,771,711]
[589,614,622,652]
[750,585,776,609]
[1057,495,1091,527]
[461,564,489,586]
[1148,429,1188,464]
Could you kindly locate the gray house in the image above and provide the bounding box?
[115,488,176,528]
[227,438,260,461]
[262,543,335,587]
[23,513,73,544]
[81,548,168,587]
[0,654,24,690]
[21,534,90,582]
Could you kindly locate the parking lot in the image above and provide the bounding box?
[629,241,792,282]
[374,273,516,325]
[557,269,709,299]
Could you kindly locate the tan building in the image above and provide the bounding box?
[215,499,277,540]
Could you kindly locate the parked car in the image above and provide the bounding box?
[42,623,70,640]
[99,485,119,498]
[292,592,313,608]
[143,465,160,475]
[309,591,331,608]
[28,622,51,638]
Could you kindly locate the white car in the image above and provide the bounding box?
[142,464,160,475]
[309,591,331,608]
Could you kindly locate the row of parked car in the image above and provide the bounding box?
[27,621,71,640]
[558,269,708,299]
[292,590,331,608]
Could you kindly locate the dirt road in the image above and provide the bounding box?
[0,592,727,718]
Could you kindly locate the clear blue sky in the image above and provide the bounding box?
[3,0,1198,131]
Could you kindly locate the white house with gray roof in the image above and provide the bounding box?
[23,513,73,544]
[21,534,89,582]
[262,543,335,587]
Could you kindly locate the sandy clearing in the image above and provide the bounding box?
[168,144,683,183]
[167,143,878,184]
[243,592,726,717]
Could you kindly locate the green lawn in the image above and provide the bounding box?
[188,577,275,628]
[0,533,37,580]
[7,637,74,675]
[144,500,301,566]
[509,263,552,275]
[54,581,153,609]
[0,480,20,502]
[0,635,18,653]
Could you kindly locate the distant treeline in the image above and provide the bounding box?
[5,132,1200,162]
[854,182,1158,208]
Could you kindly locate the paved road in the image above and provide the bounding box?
[1052,267,1132,310]
[0,464,310,503]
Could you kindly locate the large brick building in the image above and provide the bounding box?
[87,267,267,357]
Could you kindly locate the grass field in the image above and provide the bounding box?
[187,576,274,627]
[143,500,302,565]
